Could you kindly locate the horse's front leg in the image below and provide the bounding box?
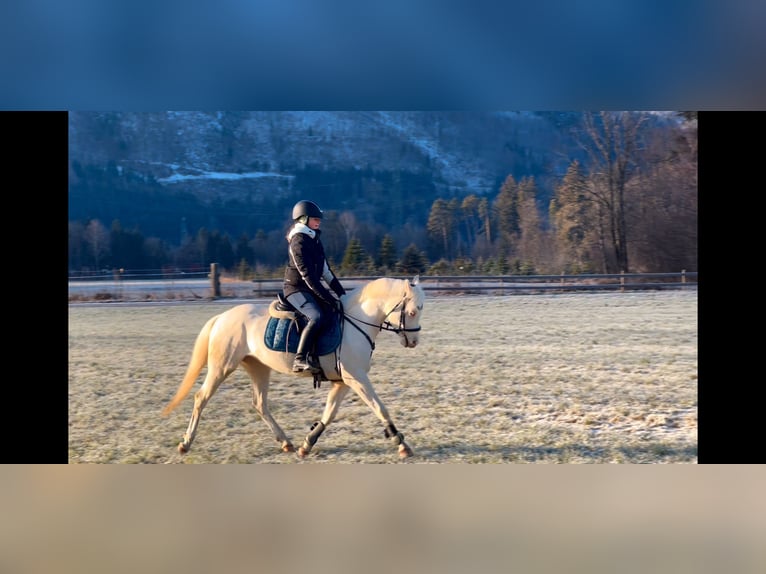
[384,421,413,458]
[339,370,413,459]
[298,382,350,458]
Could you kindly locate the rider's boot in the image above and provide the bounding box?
[293,320,321,373]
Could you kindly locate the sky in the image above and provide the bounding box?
[2,2,764,110]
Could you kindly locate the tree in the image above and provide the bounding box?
[318,210,346,263]
[398,243,427,275]
[196,228,210,266]
[237,258,252,280]
[215,232,236,269]
[493,174,520,250]
[341,238,366,274]
[550,160,596,273]
[475,197,493,258]
[235,232,254,266]
[626,113,697,271]
[459,194,481,255]
[69,221,87,271]
[426,198,455,260]
[515,176,546,272]
[250,229,274,268]
[577,111,650,273]
[84,219,109,270]
[110,220,146,269]
[338,210,359,244]
[447,197,461,256]
[143,237,170,270]
[377,234,398,271]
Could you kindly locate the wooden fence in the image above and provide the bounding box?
[255,271,697,296]
[69,266,697,302]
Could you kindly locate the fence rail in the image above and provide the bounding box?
[68,267,697,303]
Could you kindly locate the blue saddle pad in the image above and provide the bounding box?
[264,313,342,356]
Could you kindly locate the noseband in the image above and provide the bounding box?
[381,297,422,347]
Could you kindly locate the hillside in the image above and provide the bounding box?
[67,111,611,243]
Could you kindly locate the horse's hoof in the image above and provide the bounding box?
[297,447,310,459]
[282,442,295,453]
[398,444,413,458]
[177,442,189,454]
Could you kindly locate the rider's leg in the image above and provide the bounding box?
[286,292,323,373]
[293,318,322,372]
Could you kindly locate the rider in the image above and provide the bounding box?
[283,200,346,373]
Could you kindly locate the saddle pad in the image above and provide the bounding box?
[263,314,342,356]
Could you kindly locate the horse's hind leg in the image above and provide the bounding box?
[241,357,294,453]
[178,365,234,454]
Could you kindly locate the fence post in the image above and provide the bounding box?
[681,269,686,284]
[620,270,625,293]
[114,268,124,299]
[210,263,221,298]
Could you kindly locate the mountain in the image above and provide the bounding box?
[67,111,602,244]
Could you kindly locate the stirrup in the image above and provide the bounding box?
[292,357,311,372]
[306,355,321,374]
[293,355,320,373]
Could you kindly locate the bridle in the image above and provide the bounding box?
[341,293,422,351]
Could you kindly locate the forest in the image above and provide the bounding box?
[68,112,697,278]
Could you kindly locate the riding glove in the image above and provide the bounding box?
[329,277,346,297]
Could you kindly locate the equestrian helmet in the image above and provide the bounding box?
[292,200,323,220]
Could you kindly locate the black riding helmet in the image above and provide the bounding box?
[292,200,323,221]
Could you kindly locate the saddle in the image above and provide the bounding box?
[264,293,342,358]
[268,293,300,320]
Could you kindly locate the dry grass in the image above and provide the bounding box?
[68,290,697,463]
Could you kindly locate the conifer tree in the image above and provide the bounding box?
[426,198,454,260]
[515,176,543,270]
[459,194,481,254]
[377,234,398,271]
[341,238,366,274]
[493,174,520,251]
[477,197,492,252]
[398,243,427,275]
[550,160,595,273]
[85,219,109,270]
[235,232,254,266]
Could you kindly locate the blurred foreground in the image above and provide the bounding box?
[1,465,763,574]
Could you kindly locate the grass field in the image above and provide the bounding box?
[68,290,697,463]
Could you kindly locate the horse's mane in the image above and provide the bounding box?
[346,277,424,308]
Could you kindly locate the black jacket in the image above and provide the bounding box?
[283,224,345,304]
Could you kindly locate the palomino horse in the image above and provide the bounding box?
[162,276,425,459]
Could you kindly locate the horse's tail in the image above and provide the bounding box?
[162,313,221,416]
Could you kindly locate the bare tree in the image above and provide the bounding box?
[338,210,358,243]
[627,113,698,271]
[577,111,649,273]
[85,219,110,270]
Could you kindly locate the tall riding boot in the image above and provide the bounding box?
[293,320,321,373]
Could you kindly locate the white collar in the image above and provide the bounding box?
[288,222,316,240]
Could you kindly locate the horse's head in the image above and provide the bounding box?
[391,276,425,348]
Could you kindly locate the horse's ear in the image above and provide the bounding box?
[411,275,420,286]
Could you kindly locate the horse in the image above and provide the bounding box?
[162,276,425,459]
